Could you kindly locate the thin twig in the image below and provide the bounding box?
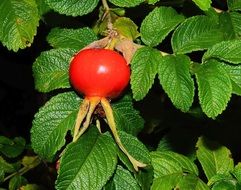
[4,157,41,182]
[102,0,110,11]
[101,0,113,31]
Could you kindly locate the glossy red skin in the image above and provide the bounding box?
[69,48,130,99]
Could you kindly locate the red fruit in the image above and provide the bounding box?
[69,48,146,170]
[69,48,130,99]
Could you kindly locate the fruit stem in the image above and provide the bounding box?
[74,97,100,140]
[101,98,147,171]
[73,98,90,142]
[101,0,113,31]
[102,0,110,11]
[105,37,118,50]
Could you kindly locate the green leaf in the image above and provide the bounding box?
[196,137,234,180]
[115,131,150,172]
[230,12,241,39]
[117,148,134,172]
[204,7,219,22]
[47,27,97,50]
[108,0,145,7]
[19,184,44,190]
[151,151,198,178]
[151,173,209,190]
[192,0,211,11]
[176,174,210,190]
[45,0,99,16]
[0,137,26,158]
[112,165,141,190]
[233,163,241,183]
[203,40,241,64]
[36,0,50,16]
[0,156,15,174]
[219,12,236,40]
[218,12,241,39]
[0,169,4,182]
[151,173,182,190]
[195,60,232,118]
[31,92,82,161]
[219,63,241,95]
[0,0,40,52]
[119,131,151,165]
[212,180,240,190]
[147,0,160,5]
[112,95,144,136]
[0,136,12,145]
[21,156,41,169]
[135,166,154,190]
[111,8,125,16]
[228,0,241,11]
[56,128,117,190]
[208,174,234,186]
[33,48,76,93]
[0,156,15,182]
[156,137,173,152]
[158,54,194,112]
[140,7,184,47]
[113,17,139,40]
[172,16,224,54]
[9,175,28,190]
[103,179,115,190]
[130,47,162,101]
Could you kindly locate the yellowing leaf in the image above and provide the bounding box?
[0,0,40,51]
